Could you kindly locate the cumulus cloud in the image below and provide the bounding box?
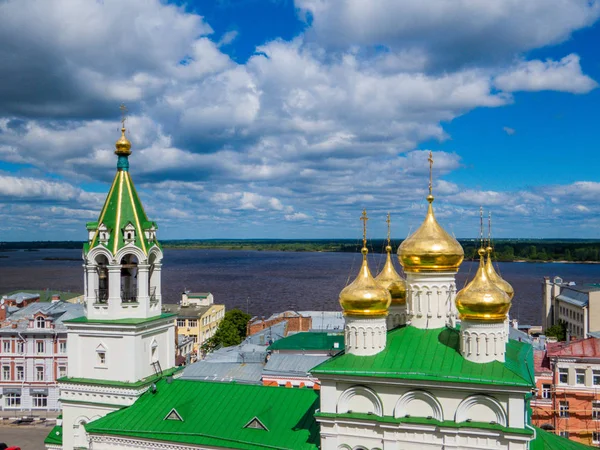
[494,54,598,94]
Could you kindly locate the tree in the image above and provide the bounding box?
[223,309,252,340]
[201,308,252,353]
[546,321,567,342]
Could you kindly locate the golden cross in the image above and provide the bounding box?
[120,103,128,129]
[360,209,369,248]
[479,206,484,246]
[488,211,492,246]
[428,150,434,196]
[386,212,391,245]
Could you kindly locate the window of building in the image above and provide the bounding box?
[32,394,48,408]
[559,368,569,384]
[36,316,46,328]
[542,384,552,399]
[36,366,44,381]
[190,334,198,343]
[98,351,106,366]
[177,319,185,327]
[59,340,67,354]
[594,371,600,386]
[560,401,570,418]
[560,431,569,438]
[2,366,10,380]
[593,401,600,420]
[17,341,24,354]
[36,340,44,354]
[576,369,586,385]
[58,366,67,378]
[4,393,21,408]
[3,340,10,353]
[188,319,197,328]
[594,431,600,444]
[16,366,24,381]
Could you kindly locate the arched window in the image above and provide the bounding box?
[36,316,46,329]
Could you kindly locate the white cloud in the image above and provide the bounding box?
[494,54,598,94]
[285,212,311,221]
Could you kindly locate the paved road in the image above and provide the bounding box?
[0,425,50,450]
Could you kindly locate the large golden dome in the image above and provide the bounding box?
[456,248,511,321]
[485,246,514,300]
[376,245,407,305]
[398,195,464,273]
[339,210,392,317]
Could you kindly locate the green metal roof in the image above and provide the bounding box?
[311,325,534,388]
[86,379,319,450]
[268,332,344,352]
[64,312,175,325]
[44,424,63,446]
[86,167,159,256]
[531,427,596,449]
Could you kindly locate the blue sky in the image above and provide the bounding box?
[1,0,600,241]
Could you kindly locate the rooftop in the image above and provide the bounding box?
[86,379,319,450]
[547,337,600,358]
[1,300,85,332]
[311,325,534,388]
[162,303,213,318]
[267,331,344,352]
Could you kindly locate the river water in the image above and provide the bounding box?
[1,248,600,326]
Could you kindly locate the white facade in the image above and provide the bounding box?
[344,316,387,356]
[387,304,407,329]
[460,320,507,363]
[406,272,458,329]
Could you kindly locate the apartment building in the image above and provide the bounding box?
[532,337,600,445]
[162,292,225,353]
[0,300,84,412]
[542,276,600,339]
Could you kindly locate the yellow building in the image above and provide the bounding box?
[162,292,225,352]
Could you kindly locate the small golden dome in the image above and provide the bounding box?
[115,127,132,156]
[485,246,514,300]
[376,245,407,305]
[398,195,464,272]
[456,248,511,321]
[339,210,391,317]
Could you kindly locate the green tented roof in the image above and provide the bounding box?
[44,424,63,445]
[86,379,320,450]
[87,169,159,256]
[311,325,534,388]
[531,427,596,449]
[268,332,344,352]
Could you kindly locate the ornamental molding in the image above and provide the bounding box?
[89,434,207,450]
[59,382,149,397]
[394,389,444,421]
[455,394,507,427]
[337,385,384,417]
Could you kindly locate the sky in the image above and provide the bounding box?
[1,0,600,241]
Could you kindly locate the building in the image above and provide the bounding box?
[162,291,225,353]
[532,337,600,445]
[46,118,177,450]
[247,310,313,336]
[0,300,84,413]
[542,276,600,339]
[46,154,592,450]
[2,292,40,308]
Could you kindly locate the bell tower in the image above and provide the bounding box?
[57,108,176,450]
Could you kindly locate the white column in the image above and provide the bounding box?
[107,264,122,317]
[406,272,457,329]
[137,263,150,317]
[85,264,96,304]
[150,263,162,304]
[460,320,507,363]
[387,304,407,329]
[344,316,387,356]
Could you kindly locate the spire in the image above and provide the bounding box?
[339,210,391,317]
[115,103,132,170]
[376,213,407,305]
[398,151,464,273]
[485,211,514,300]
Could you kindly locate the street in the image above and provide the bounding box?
[0,425,51,450]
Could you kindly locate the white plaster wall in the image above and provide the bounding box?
[405,272,457,329]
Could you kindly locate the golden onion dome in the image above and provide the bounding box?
[485,246,514,300]
[376,245,407,305]
[398,195,464,273]
[339,210,392,317]
[455,248,511,321]
[115,127,132,156]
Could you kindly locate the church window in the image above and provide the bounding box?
[151,340,158,363]
[244,417,268,431]
[36,316,46,328]
[98,352,106,366]
[164,408,183,421]
[123,223,136,243]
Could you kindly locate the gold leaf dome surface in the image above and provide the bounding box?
[455,248,511,321]
[485,246,514,300]
[376,246,407,305]
[115,127,132,156]
[340,247,392,317]
[398,196,464,273]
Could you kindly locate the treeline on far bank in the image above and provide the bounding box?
[2,239,600,262]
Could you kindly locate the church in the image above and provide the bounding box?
[45,121,591,449]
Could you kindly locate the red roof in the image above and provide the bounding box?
[547,337,600,358]
[534,349,552,375]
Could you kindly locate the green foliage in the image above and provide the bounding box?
[201,308,252,354]
[545,321,567,342]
